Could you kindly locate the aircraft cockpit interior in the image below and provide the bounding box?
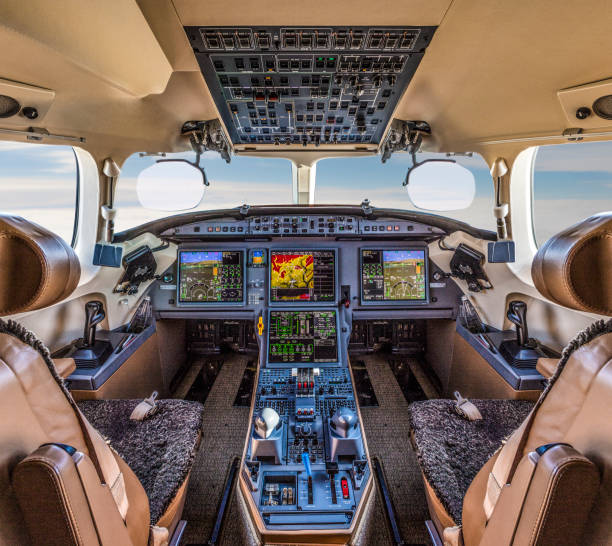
[0,2,611,546]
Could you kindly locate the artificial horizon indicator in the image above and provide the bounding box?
[178,250,244,303]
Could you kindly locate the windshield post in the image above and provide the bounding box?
[292,162,316,204]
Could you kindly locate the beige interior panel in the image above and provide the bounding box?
[448,332,540,401]
[425,319,456,394]
[428,233,601,352]
[156,319,188,394]
[0,0,172,97]
[558,78,612,129]
[71,332,165,400]
[171,0,451,27]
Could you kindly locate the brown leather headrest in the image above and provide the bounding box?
[532,212,612,316]
[0,215,80,315]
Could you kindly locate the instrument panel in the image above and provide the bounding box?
[183,26,436,145]
[148,214,464,536]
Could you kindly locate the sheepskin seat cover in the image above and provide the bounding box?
[79,398,204,524]
[408,398,533,523]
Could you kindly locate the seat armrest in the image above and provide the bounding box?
[53,357,76,379]
[536,357,558,379]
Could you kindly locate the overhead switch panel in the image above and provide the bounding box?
[184,26,436,146]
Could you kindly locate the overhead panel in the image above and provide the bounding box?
[184,26,436,146]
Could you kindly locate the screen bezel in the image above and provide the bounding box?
[359,247,430,306]
[268,248,338,306]
[266,308,341,366]
[176,249,246,307]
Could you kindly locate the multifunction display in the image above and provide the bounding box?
[178,250,244,303]
[361,249,427,301]
[268,310,338,363]
[270,250,335,302]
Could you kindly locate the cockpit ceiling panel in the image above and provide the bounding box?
[184,26,436,146]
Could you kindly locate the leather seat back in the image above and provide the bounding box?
[0,216,150,546]
[462,213,612,546]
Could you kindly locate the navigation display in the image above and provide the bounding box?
[269,250,336,303]
[361,249,427,302]
[268,310,338,364]
[178,250,244,303]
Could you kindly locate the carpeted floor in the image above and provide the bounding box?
[357,353,431,545]
[181,354,252,545]
[181,351,430,545]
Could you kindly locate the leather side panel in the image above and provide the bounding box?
[12,444,99,546]
[0,334,87,452]
[514,445,599,546]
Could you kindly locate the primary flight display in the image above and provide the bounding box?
[178,250,244,303]
[269,249,336,302]
[361,249,427,302]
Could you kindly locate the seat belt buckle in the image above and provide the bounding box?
[453,391,483,421]
[130,391,159,421]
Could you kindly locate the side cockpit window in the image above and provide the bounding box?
[0,141,78,246]
[532,141,612,246]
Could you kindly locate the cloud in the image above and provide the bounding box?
[0,142,76,175]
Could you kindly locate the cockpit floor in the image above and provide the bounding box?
[357,353,431,545]
[180,353,252,544]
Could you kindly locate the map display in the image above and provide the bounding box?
[361,249,426,302]
[178,250,243,303]
[269,250,335,302]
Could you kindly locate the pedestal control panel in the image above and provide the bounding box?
[244,366,370,530]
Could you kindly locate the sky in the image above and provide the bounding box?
[0,140,610,246]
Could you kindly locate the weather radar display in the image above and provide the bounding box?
[178,250,243,303]
[269,250,335,302]
[361,249,427,301]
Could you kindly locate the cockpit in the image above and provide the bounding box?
[0,2,611,546]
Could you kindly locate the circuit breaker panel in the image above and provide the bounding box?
[184,26,436,145]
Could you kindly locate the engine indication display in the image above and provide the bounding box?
[178,250,244,303]
[268,310,338,363]
[361,249,427,302]
[270,250,336,303]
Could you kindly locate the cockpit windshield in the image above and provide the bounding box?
[115,151,494,232]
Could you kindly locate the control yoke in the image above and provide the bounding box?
[83,301,106,347]
[507,300,529,347]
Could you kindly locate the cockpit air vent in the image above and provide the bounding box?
[184,26,436,146]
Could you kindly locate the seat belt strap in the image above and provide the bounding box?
[483,410,533,520]
[130,391,159,421]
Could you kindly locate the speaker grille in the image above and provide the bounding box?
[0,95,20,118]
[592,95,612,120]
